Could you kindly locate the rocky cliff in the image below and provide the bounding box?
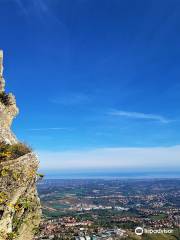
[0,50,41,240]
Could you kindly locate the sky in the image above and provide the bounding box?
[0,0,180,174]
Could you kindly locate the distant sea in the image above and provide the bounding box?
[41,169,180,179]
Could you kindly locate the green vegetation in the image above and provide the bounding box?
[15,198,31,212]
[7,232,17,240]
[150,213,167,221]
[0,142,31,161]
[12,170,21,181]
[36,173,44,179]
[12,216,22,233]
[0,92,12,106]
[0,191,8,204]
[0,166,10,177]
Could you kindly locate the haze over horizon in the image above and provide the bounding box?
[0,0,180,174]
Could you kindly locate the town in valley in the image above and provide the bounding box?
[35,179,180,240]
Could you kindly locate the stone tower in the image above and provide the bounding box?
[0,51,41,240]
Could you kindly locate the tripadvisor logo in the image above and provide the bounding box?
[135,227,144,236]
[135,227,174,236]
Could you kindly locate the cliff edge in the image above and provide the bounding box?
[0,50,41,240]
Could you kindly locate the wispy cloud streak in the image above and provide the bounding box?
[13,0,64,26]
[27,127,72,132]
[109,110,170,123]
[51,93,91,106]
[14,0,28,15]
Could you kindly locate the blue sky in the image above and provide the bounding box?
[1,0,180,172]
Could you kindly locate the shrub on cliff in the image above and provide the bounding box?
[0,92,12,106]
[0,142,31,161]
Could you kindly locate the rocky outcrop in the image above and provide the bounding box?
[0,51,5,92]
[0,50,41,240]
[0,100,18,145]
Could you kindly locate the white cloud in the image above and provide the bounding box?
[38,145,180,170]
[109,110,170,123]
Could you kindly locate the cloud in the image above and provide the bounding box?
[51,93,91,106]
[38,145,180,170]
[14,0,28,15]
[13,0,64,26]
[14,0,46,14]
[27,127,72,132]
[109,110,170,123]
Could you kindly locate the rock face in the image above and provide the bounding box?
[0,51,5,92]
[0,100,18,145]
[0,51,41,240]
